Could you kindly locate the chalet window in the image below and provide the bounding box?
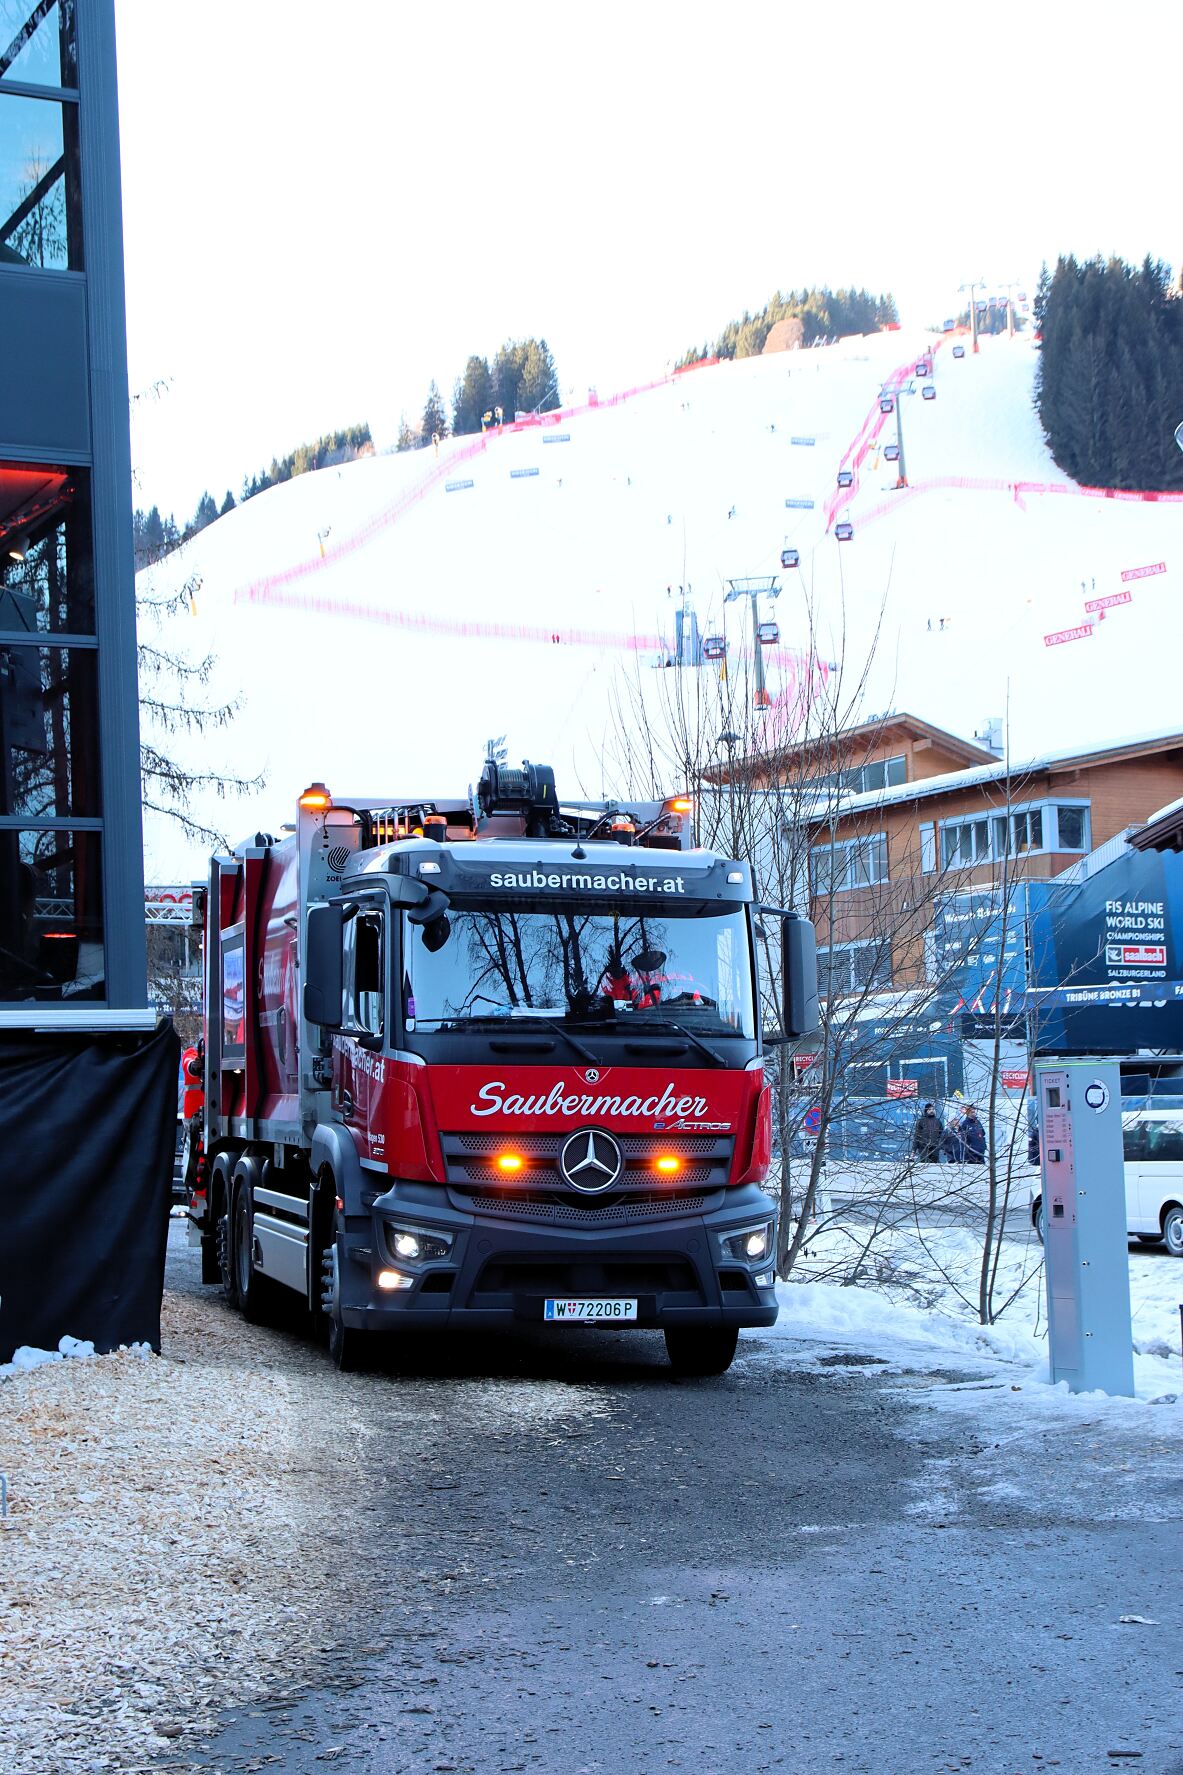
[805,754,907,797]
[938,800,1090,869]
[1053,804,1089,850]
[919,822,936,874]
[817,939,892,997]
[810,832,888,894]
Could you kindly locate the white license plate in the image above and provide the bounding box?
[543,1297,638,1322]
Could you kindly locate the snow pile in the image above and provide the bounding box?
[138,330,1183,880]
[765,1222,1183,1409]
[1,1334,107,1378]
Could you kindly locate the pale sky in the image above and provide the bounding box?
[114,0,1179,519]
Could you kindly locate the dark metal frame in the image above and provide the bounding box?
[1,1,146,1006]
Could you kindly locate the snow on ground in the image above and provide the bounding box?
[763,1218,1183,1427]
[139,329,1183,881]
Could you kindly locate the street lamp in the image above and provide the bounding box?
[724,576,780,711]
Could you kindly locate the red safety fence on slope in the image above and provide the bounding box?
[231,581,832,712]
[824,355,922,529]
[847,474,1183,536]
[237,372,683,608]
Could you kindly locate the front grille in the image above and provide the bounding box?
[441,1130,734,1196]
[466,1192,709,1225]
[475,1256,702,1299]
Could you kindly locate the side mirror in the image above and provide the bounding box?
[303,902,344,1028]
[781,914,819,1040]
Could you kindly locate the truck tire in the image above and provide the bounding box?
[320,1231,366,1372]
[215,1167,238,1308]
[664,1326,739,1377]
[232,1176,277,1325]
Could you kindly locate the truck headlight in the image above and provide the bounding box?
[383,1223,453,1264]
[721,1222,773,1263]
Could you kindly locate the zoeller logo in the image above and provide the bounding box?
[559,1129,623,1193]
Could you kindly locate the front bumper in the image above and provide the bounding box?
[337,1181,779,1332]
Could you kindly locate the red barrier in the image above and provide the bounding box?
[237,371,685,607]
[231,581,832,722]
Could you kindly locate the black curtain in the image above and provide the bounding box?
[0,1019,180,1361]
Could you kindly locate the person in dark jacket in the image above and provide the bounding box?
[939,1122,964,1163]
[911,1102,944,1161]
[960,1105,987,1163]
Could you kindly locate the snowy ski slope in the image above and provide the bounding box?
[139,329,1181,880]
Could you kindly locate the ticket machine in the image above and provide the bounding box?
[1035,1060,1134,1396]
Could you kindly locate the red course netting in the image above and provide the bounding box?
[826,337,1183,535]
[236,373,682,608]
[233,576,832,706]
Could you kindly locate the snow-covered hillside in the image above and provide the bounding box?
[138,330,1181,880]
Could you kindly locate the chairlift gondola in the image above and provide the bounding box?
[780,546,800,569]
[883,443,900,462]
[702,635,728,662]
[922,383,936,401]
[879,396,894,414]
[757,619,779,646]
[915,359,929,376]
[834,519,854,542]
[952,344,965,359]
[837,468,854,488]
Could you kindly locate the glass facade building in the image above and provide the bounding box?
[1,1,145,1006]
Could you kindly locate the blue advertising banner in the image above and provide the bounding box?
[930,886,1027,1012]
[1025,846,1183,1052]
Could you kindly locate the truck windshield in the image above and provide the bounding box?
[404,901,755,1038]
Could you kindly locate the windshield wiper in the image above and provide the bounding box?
[615,1017,731,1068]
[516,1014,599,1066]
[444,1009,600,1066]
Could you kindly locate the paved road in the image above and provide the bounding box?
[167,1232,1183,1775]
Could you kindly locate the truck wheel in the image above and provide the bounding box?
[320,1237,365,1372]
[664,1326,739,1377]
[216,1182,238,1307]
[232,1178,276,1325]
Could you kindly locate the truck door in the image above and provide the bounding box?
[335,900,387,1163]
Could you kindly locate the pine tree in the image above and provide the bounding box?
[421,380,448,444]
[219,489,236,516]
[452,356,494,435]
[192,490,218,533]
[491,338,561,419]
[1037,251,1183,491]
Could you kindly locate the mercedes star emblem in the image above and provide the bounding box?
[559,1128,623,1193]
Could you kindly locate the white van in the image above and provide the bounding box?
[1030,1107,1183,1256]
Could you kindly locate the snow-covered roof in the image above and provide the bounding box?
[815,726,1183,821]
